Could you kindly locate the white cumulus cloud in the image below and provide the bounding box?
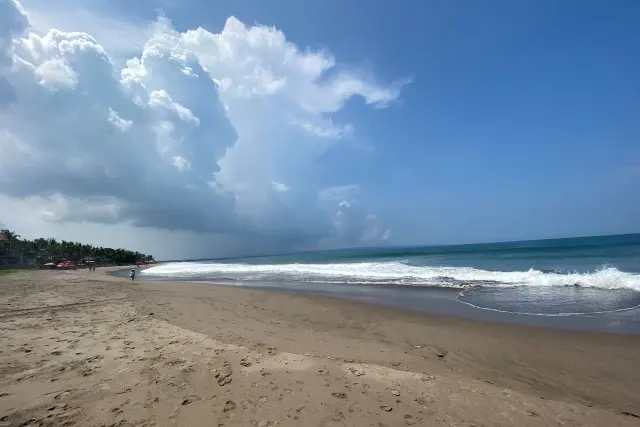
[171,155,191,172]
[0,0,408,253]
[271,181,290,193]
[107,108,133,132]
[34,57,77,89]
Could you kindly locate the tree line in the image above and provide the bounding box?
[0,229,154,266]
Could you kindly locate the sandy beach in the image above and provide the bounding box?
[1,269,639,426]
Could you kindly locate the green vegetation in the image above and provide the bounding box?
[0,269,20,276]
[0,229,154,266]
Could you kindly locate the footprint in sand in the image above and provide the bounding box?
[223,400,236,412]
[181,395,201,406]
[54,391,72,400]
[332,412,346,421]
[216,369,233,386]
[143,397,159,408]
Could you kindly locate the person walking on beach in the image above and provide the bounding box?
[129,268,135,281]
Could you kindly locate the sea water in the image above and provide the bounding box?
[141,234,640,333]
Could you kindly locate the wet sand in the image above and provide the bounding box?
[1,268,639,426]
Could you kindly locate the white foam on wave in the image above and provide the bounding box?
[141,261,640,291]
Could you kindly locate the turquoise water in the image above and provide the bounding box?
[260,233,640,273]
[141,234,640,330]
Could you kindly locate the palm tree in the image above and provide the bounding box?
[0,229,21,255]
[1,229,154,267]
[46,238,58,261]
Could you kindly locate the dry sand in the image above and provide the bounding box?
[1,269,639,427]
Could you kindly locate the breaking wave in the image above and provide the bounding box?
[141,261,640,291]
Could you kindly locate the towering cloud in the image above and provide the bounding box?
[0,0,406,252]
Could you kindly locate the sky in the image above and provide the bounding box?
[0,0,638,260]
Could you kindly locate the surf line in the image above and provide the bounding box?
[455,289,640,317]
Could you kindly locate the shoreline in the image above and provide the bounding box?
[1,269,639,426]
[115,266,640,335]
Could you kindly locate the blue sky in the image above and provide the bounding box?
[101,0,640,238]
[0,0,638,258]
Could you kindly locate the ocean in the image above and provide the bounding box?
[140,233,640,333]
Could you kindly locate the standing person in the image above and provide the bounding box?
[129,268,135,281]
